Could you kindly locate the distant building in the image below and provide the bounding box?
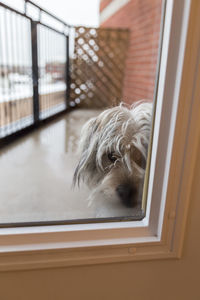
[45,62,65,81]
[100,0,162,104]
[0,65,31,77]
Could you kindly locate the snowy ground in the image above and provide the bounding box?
[0,81,66,102]
[0,75,67,137]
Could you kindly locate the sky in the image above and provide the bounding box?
[1,0,100,27]
[0,0,101,66]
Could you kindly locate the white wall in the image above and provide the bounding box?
[0,142,200,300]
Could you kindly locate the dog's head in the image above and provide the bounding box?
[73,102,152,207]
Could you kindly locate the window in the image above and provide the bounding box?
[0,0,199,271]
[0,0,163,225]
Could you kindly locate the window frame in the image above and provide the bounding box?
[0,0,200,271]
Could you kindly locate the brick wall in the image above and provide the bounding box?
[100,0,113,13]
[100,0,162,104]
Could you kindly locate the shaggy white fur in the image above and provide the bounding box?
[73,101,152,207]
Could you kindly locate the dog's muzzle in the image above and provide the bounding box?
[116,184,137,207]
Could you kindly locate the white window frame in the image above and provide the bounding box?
[0,0,200,271]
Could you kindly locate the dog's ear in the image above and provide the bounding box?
[131,145,147,170]
[78,117,99,155]
[73,117,99,187]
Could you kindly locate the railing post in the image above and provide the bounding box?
[31,20,39,124]
[66,34,70,107]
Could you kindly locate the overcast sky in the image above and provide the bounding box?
[0,0,101,67]
[1,0,100,27]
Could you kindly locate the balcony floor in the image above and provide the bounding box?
[0,109,142,225]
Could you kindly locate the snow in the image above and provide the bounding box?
[0,72,67,136]
[0,115,34,138]
[0,73,66,102]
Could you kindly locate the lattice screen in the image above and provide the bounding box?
[70,27,130,108]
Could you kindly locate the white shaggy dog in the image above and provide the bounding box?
[73,101,152,208]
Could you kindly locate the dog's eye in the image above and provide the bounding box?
[108,153,117,163]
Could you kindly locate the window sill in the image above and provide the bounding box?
[0,0,199,271]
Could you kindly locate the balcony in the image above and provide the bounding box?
[0,0,161,225]
[0,108,145,225]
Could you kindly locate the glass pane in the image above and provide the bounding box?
[0,0,163,226]
[0,7,33,138]
[38,24,67,120]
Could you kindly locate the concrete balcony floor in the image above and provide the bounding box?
[0,109,142,225]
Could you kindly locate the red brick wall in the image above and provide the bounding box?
[100,0,113,13]
[101,0,162,104]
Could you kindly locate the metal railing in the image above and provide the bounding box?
[0,1,130,144]
[0,0,70,140]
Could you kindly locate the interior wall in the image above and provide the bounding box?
[0,140,200,300]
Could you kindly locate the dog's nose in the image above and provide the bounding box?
[116,184,135,207]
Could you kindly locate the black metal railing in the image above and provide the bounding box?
[0,1,130,144]
[0,0,70,140]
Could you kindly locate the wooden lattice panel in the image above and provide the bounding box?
[70,27,129,108]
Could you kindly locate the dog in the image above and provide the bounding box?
[73,101,152,208]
